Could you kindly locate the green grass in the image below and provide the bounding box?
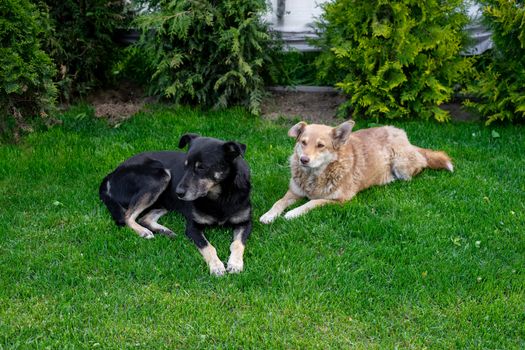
[1,105,524,348]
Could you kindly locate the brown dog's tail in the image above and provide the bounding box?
[417,147,454,172]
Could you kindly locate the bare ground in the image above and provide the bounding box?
[86,85,479,125]
[85,82,155,125]
[261,90,347,123]
[261,90,480,123]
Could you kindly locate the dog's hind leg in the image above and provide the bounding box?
[227,221,252,274]
[125,167,171,239]
[126,182,170,240]
[125,192,159,239]
[139,208,175,238]
[391,147,428,181]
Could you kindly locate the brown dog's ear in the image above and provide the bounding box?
[288,121,307,139]
[178,133,199,149]
[331,120,355,147]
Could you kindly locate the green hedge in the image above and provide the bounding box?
[314,0,473,122]
[39,0,128,100]
[465,0,525,124]
[134,0,276,115]
[0,0,57,141]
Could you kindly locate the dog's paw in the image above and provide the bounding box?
[283,208,302,220]
[226,257,244,274]
[159,229,175,238]
[140,229,155,239]
[209,260,226,276]
[260,211,278,224]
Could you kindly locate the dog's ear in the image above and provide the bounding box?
[238,143,247,156]
[288,121,307,139]
[178,133,199,149]
[331,120,355,147]
[223,141,246,161]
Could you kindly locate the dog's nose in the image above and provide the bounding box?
[300,156,310,165]
[175,186,186,199]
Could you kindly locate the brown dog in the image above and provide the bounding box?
[260,120,453,223]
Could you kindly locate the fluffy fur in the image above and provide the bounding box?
[260,120,453,223]
[99,134,252,276]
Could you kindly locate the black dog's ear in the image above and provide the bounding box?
[223,141,246,161]
[331,120,355,147]
[238,143,247,156]
[178,133,199,149]
[288,121,307,139]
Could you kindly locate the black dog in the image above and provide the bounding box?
[99,134,252,276]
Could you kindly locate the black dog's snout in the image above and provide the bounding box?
[300,156,310,165]
[175,185,186,199]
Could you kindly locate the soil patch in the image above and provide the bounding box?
[85,84,479,125]
[86,82,153,125]
[261,90,346,123]
[439,102,480,122]
[261,89,479,124]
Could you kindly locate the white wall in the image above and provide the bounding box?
[263,0,492,54]
[263,0,330,33]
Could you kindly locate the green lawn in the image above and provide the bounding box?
[1,105,524,348]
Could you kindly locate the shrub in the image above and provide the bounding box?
[0,0,57,141]
[266,51,333,87]
[314,0,473,121]
[112,42,157,88]
[39,0,128,100]
[135,0,276,115]
[464,0,525,124]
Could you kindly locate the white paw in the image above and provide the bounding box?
[260,211,278,224]
[283,208,303,220]
[209,260,226,276]
[226,257,244,274]
[140,229,155,239]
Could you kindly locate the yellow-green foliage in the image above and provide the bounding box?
[465,0,525,124]
[315,0,473,122]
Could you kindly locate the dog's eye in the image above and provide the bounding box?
[195,163,205,171]
[301,140,307,146]
[317,143,325,148]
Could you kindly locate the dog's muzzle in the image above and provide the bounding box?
[175,186,187,199]
[175,182,207,201]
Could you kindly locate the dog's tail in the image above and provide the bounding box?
[417,147,454,172]
[99,174,126,226]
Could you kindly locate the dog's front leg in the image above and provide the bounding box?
[227,221,252,274]
[283,199,338,220]
[260,190,303,224]
[185,221,226,276]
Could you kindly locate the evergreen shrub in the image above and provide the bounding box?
[315,0,473,121]
[135,0,276,115]
[465,0,525,124]
[0,0,57,141]
[39,0,128,100]
[267,51,332,87]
